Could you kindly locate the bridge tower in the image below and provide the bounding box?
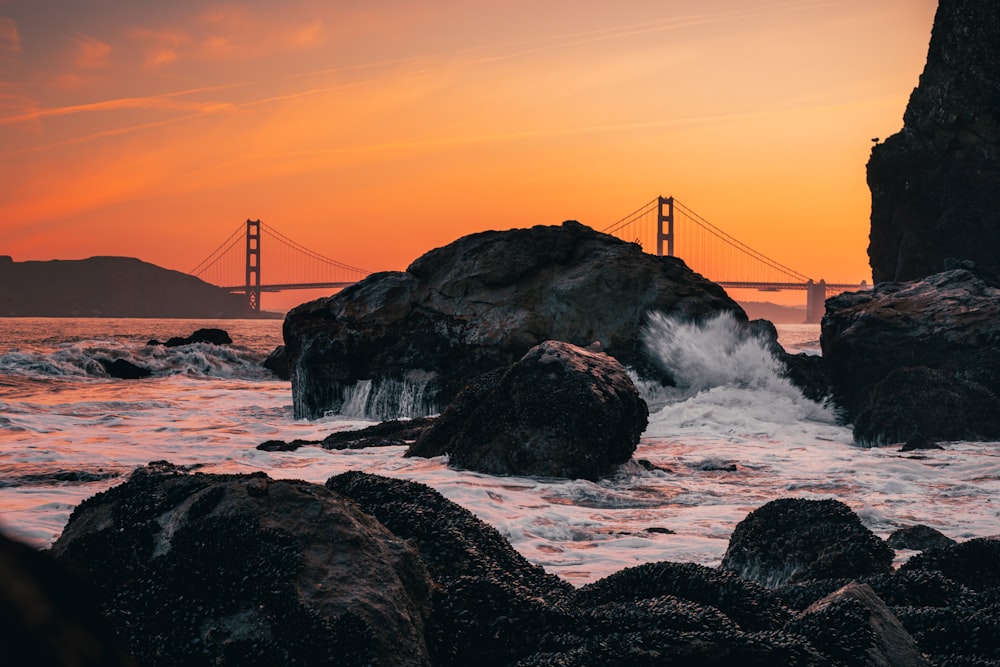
[245,219,261,313]
[657,196,674,257]
[805,279,826,324]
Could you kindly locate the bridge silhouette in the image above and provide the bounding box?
[191,196,867,321]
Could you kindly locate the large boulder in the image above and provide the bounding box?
[406,340,648,481]
[790,583,928,667]
[719,498,894,588]
[851,366,1000,446]
[821,267,1000,431]
[284,220,744,419]
[50,464,434,667]
[325,472,573,667]
[867,0,1000,284]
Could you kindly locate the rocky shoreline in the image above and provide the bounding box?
[5,463,996,666]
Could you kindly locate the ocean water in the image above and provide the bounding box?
[0,316,997,586]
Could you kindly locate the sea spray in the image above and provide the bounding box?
[640,312,839,441]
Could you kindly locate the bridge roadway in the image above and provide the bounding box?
[221,282,357,292]
[717,281,867,291]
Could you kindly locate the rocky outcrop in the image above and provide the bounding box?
[98,358,152,380]
[821,267,1000,442]
[148,328,232,347]
[406,341,647,481]
[262,345,290,379]
[284,221,744,419]
[794,583,928,667]
[50,464,434,667]
[867,0,1000,284]
[719,498,894,588]
[326,472,573,667]
[887,525,957,552]
[852,367,1000,446]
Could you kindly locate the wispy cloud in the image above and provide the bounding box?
[74,33,112,68]
[128,27,190,68]
[0,16,20,55]
[0,82,247,125]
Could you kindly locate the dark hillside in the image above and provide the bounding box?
[0,255,251,317]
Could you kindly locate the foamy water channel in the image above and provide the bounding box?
[1,316,998,586]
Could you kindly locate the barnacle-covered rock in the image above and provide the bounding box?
[51,464,434,667]
[720,498,893,587]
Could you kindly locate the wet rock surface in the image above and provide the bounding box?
[866,0,1000,284]
[821,268,1000,442]
[36,473,1000,667]
[147,327,233,347]
[284,220,744,419]
[262,344,290,380]
[50,464,434,667]
[719,498,894,587]
[406,341,648,481]
[257,417,436,452]
[98,358,152,380]
[887,525,957,552]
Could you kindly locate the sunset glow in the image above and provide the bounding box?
[2,0,937,310]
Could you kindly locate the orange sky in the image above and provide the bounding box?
[1,0,938,311]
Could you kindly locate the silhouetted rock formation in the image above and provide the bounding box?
[867,0,1000,284]
[719,498,894,588]
[887,525,957,552]
[406,341,647,481]
[262,344,290,379]
[283,221,744,419]
[821,267,1000,444]
[148,327,233,347]
[51,464,434,667]
[0,530,137,666]
[98,358,152,380]
[0,256,251,318]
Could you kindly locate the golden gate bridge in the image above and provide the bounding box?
[190,196,868,321]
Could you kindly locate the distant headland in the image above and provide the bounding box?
[0,255,280,318]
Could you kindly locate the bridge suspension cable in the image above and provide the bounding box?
[603,196,810,284]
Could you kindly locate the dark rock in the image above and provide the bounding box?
[867,0,1000,284]
[98,358,152,380]
[322,416,436,450]
[326,471,573,667]
[0,530,137,666]
[256,418,437,452]
[407,341,647,481]
[255,438,315,452]
[160,327,232,347]
[900,538,1000,592]
[262,345,290,380]
[645,527,676,535]
[821,269,1000,426]
[895,604,1000,666]
[790,583,928,667]
[51,465,434,667]
[406,368,507,459]
[720,498,894,587]
[573,561,792,632]
[851,366,1000,446]
[899,434,944,452]
[284,220,745,419]
[635,458,673,473]
[888,525,958,552]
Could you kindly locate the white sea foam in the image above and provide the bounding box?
[0,316,998,586]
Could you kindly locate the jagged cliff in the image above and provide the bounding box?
[867,0,1000,284]
[0,255,252,317]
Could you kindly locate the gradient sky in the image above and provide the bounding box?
[1,0,937,310]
